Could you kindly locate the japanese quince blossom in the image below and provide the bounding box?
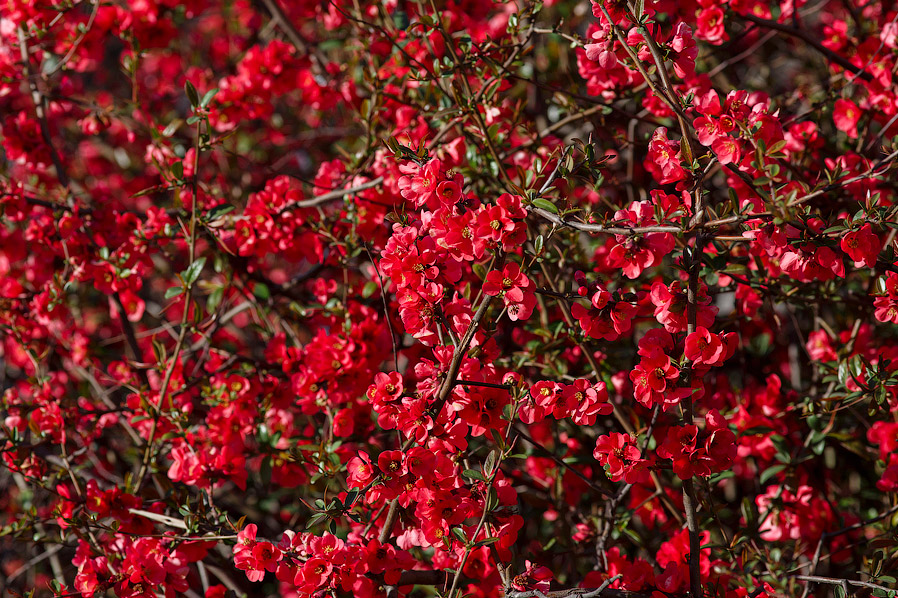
[483,262,536,321]
[4,1,898,598]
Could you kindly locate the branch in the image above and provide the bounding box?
[258,0,326,75]
[513,425,613,498]
[395,570,452,586]
[738,14,873,81]
[505,586,650,598]
[794,575,896,594]
[17,26,71,189]
[526,205,681,235]
[275,177,384,214]
[377,294,494,544]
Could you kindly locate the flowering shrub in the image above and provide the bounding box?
[3,1,898,597]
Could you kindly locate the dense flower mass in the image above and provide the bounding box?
[2,1,898,598]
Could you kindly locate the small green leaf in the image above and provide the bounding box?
[484,450,498,476]
[200,87,219,109]
[165,286,184,299]
[450,527,468,544]
[206,286,224,314]
[472,262,487,280]
[183,257,206,286]
[362,281,378,298]
[206,204,235,220]
[184,80,199,107]
[838,361,849,386]
[305,513,327,529]
[462,469,487,482]
[254,282,271,301]
[767,140,788,154]
[162,120,182,137]
[531,198,559,214]
[848,354,863,378]
[760,464,787,485]
[533,234,544,255]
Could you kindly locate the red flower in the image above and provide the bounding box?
[347,452,376,488]
[695,6,727,44]
[711,135,741,165]
[295,557,333,591]
[805,330,837,362]
[593,432,647,483]
[840,223,881,267]
[684,326,735,367]
[833,99,861,138]
[554,379,612,425]
[483,262,536,321]
[668,22,697,78]
[656,425,712,479]
[646,127,688,185]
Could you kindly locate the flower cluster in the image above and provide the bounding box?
[3,1,898,598]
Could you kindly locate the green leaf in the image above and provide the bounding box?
[200,87,219,109]
[760,464,787,485]
[531,198,559,214]
[183,257,206,286]
[462,469,486,482]
[838,361,850,386]
[486,486,500,511]
[184,80,199,107]
[162,120,182,137]
[206,204,235,220]
[253,282,271,301]
[741,497,756,527]
[767,139,788,154]
[474,537,499,547]
[305,513,327,529]
[533,234,544,255]
[205,285,223,314]
[451,527,468,544]
[848,354,864,378]
[490,428,506,451]
[472,262,487,280]
[484,450,498,476]
[362,281,378,298]
[165,286,184,299]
